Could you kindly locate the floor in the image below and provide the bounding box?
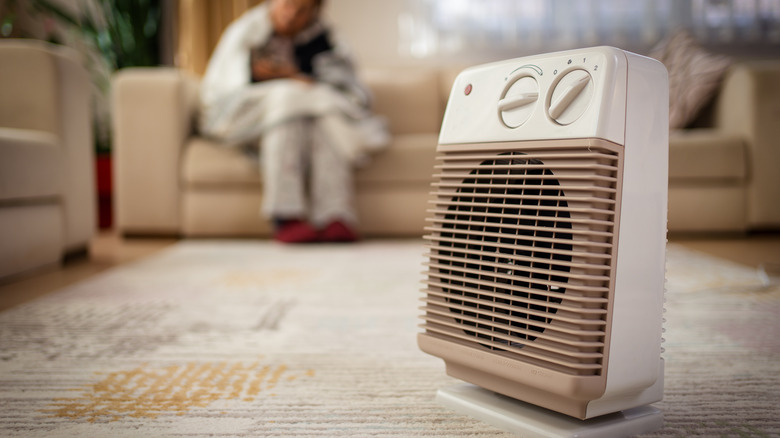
[0,232,178,311]
[670,231,780,271]
[1,230,778,312]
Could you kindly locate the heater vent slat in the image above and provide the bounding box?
[426,252,610,283]
[423,235,612,262]
[429,199,616,217]
[436,151,619,163]
[421,287,608,323]
[425,261,609,294]
[424,272,609,306]
[425,208,615,228]
[423,307,604,350]
[426,218,613,238]
[425,262,609,295]
[423,244,611,272]
[434,163,618,173]
[424,225,613,250]
[421,145,621,376]
[433,181,618,195]
[430,191,616,205]
[434,172,618,183]
[423,316,603,360]
[420,323,603,374]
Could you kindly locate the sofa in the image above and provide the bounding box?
[667,60,780,232]
[112,60,780,238]
[0,39,96,281]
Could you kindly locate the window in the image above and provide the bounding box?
[398,0,780,61]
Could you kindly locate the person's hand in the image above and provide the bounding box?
[290,73,314,84]
[251,59,300,81]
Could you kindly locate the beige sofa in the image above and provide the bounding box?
[0,40,96,281]
[112,61,780,238]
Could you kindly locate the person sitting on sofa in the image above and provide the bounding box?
[199,0,388,243]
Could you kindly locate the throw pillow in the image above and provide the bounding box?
[650,31,733,129]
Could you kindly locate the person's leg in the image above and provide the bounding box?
[310,114,359,242]
[260,118,318,243]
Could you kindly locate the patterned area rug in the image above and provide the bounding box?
[0,240,778,437]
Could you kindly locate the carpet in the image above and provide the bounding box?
[0,240,778,437]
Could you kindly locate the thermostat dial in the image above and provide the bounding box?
[499,76,539,128]
[548,69,594,125]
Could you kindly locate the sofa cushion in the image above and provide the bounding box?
[182,137,261,188]
[669,129,745,181]
[356,187,431,236]
[362,68,443,135]
[356,133,438,185]
[184,132,439,188]
[182,189,269,236]
[0,127,62,201]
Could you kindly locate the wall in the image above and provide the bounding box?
[325,0,415,68]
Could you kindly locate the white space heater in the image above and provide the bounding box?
[419,47,668,435]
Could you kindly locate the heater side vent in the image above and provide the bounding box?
[421,141,622,376]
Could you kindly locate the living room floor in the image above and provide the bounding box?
[1,230,779,312]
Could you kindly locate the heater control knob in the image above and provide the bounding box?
[548,69,594,125]
[499,75,539,128]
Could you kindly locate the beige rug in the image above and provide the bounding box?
[0,240,778,437]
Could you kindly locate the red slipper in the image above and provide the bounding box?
[274,219,319,244]
[319,221,359,243]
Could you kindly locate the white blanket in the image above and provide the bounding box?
[199,4,388,162]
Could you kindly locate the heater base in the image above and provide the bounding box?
[437,383,663,438]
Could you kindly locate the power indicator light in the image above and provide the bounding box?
[464,84,472,95]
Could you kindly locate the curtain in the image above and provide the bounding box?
[176,0,265,76]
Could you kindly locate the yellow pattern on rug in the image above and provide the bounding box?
[46,360,315,422]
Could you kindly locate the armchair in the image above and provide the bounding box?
[0,39,96,281]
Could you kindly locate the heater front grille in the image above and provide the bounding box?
[421,141,622,376]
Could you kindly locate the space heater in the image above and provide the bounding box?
[418,47,668,433]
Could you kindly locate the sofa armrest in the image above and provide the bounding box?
[53,44,96,250]
[0,40,59,135]
[112,67,199,235]
[714,61,780,228]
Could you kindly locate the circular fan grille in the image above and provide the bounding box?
[439,152,574,350]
